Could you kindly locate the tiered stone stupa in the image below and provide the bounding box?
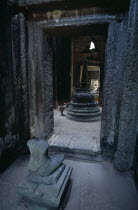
[66,59,101,122]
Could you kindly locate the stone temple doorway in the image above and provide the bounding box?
[25,2,138,174]
[28,9,110,161]
[28,12,108,147]
[45,27,107,158]
[1,3,138,208]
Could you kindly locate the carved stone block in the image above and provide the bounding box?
[17,139,72,209]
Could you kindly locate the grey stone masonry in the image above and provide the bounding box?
[11,13,30,147]
[17,139,72,210]
[101,14,128,155]
[114,0,138,171]
[28,20,54,139]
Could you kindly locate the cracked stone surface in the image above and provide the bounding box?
[0,157,138,210]
[48,109,101,154]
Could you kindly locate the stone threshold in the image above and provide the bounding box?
[48,134,101,161]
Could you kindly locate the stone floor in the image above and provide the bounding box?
[0,111,138,209]
[48,110,101,157]
[0,157,138,210]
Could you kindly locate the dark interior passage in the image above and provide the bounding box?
[52,27,107,107]
[53,37,71,107]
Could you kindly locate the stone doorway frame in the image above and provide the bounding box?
[28,12,115,139]
[11,2,138,172]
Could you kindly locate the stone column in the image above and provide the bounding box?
[12,13,30,146]
[101,15,128,157]
[114,0,138,171]
[28,18,54,139]
[0,1,16,151]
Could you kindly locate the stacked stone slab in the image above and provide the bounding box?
[17,139,72,210]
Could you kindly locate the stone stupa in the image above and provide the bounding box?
[66,59,101,122]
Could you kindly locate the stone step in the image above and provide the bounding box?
[67,108,100,113]
[49,146,102,162]
[48,134,101,161]
[67,111,101,116]
[66,113,101,122]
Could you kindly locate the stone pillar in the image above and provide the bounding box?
[101,15,128,156]
[0,4,29,150]
[28,19,54,139]
[12,13,30,146]
[114,0,138,171]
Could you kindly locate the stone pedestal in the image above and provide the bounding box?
[66,89,101,122]
[17,139,72,210]
[67,59,101,122]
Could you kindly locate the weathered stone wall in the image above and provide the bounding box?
[0,1,6,155]
[28,20,54,139]
[134,132,138,189]
[114,0,138,172]
[0,2,30,166]
[0,2,28,155]
[101,0,138,188]
[11,13,30,149]
[101,15,129,157]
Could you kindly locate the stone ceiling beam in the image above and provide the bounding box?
[40,14,116,28]
[8,0,130,14]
